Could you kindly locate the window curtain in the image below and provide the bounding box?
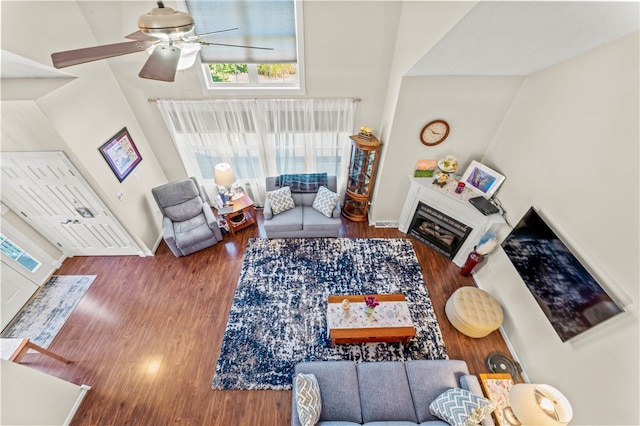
[157,99,356,206]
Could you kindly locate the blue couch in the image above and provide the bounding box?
[291,360,495,426]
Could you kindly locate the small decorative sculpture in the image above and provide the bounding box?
[342,299,351,317]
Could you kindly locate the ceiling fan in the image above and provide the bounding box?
[51,1,273,82]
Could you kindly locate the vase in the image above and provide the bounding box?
[365,306,375,316]
[460,250,484,277]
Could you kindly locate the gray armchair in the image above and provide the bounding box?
[152,177,223,257]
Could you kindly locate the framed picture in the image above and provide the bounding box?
[414,159,437,178]
[460,160,505,198]
[99,127,142,182]
[479,373,515,426]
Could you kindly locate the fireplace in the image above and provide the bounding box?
[408,202,472,259]
[399,177,505,266]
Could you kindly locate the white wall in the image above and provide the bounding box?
[371,75,522,223]
[476,32,639,425]
[118,1,405,182]
[1,2,169,253]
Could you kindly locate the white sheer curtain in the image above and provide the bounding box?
[157,99,356,206]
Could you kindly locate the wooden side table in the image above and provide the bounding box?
[220,192,256,235]
[1,338,71,364]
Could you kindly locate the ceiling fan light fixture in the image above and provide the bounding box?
[138,6,194,40]
[176,43,201,70]
[145,42,200,71]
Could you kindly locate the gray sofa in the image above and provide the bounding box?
[292,360,495,426]
[263,175,342,238]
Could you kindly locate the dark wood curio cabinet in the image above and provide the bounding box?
[341,134,381,222]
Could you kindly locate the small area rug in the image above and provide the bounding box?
[211,238,448,390]
[1,275,96,348]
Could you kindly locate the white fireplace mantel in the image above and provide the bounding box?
[399,176,506,266]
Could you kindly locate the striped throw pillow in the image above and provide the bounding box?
[312,186,339,217]
[296,373,322,426]
[429,387,495,426]
[266,186,296,216]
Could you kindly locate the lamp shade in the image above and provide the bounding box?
[214,163,235,186]
[509,384,573,425]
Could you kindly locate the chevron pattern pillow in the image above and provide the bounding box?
[266,186,296,216]
[429,388,495,426]
[296,373,322,426]
[312,186,340,217]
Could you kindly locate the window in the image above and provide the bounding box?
[207,63,298,86]
[157,99,356,204]
[186,0,305,94]
[0,234,41,273]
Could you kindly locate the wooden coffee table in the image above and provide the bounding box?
[327,294,415,347]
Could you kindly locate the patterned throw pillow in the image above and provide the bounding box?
[312,186,340,218]
[429,388,496,426]
[266,186,296,216]
[296,373,322,426]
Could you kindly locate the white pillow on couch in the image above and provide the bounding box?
[429,387,495,426]
[312,186,340,218]
[296,373,322,426]
[266,186,296,216]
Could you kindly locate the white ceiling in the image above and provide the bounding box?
[408,1,640,76]
[2,1,638,82]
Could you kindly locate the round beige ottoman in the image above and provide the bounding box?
[445,287,504,338]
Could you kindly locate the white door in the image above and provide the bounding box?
[0,151,142,256]
[1,261,39,329]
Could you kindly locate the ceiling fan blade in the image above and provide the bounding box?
[52,40,154,69]
[190,27,239,39]
[125,30,160,42]
[138,45,181,82]
[198,42,273,51]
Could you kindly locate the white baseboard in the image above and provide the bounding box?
[151,235,163,254]
[498,326,530,383]
[374,221,399,228]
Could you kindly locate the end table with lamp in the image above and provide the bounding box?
[214,162,236,201]
[479,373,573,426]
[216,188,256,236]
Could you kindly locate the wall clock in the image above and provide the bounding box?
[420,119,450,146]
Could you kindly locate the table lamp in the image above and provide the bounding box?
[214,163,235,198]
[506,383,573,425]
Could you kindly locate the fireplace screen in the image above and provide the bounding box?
[408,202,472,259]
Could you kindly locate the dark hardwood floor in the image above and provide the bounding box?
[19,212,513,425]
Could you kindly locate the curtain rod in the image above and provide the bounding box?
[147,97,361,103]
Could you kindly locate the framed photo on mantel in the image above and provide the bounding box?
[99,127,142,182]
[460,160,505,199]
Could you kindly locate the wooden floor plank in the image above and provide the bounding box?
[13,212,513,425]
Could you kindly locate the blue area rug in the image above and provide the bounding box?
[211,238,448,390]
[1,275,96,348]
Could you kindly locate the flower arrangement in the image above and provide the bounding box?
[364,295,379,309]
[476,232,499,255]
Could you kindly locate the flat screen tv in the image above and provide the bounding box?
[501,207,623,341]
